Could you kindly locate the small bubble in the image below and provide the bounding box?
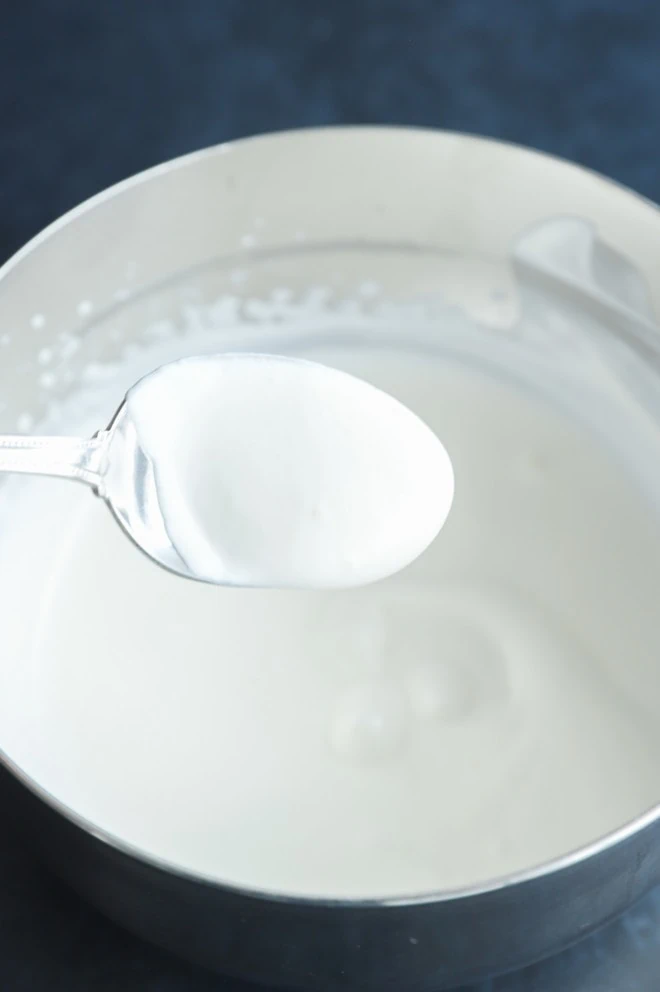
[271,287,292,303]
[230,269,248,285]
[16,413,33,432]
[331,681,409,763]
[114,287,130,302]
[57,333,80,359]
[0,333,11,347]
[39,371,56,389]
[406,661,474,722]
[359,281,381,299]
[77,299,93,317]
[240,233,257,248]
[37,347,53,366]
[400,611,509,722]
[304,286,331,308]
[409,937,419,945]
[30,313,45,330]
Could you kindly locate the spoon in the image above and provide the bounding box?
[0,353,454,588]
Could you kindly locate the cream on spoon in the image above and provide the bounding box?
[0,353,454,588]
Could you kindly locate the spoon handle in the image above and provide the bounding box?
[0,433,108,489]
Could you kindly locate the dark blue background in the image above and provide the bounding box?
[3,0,660,264]
[3,1,660,989]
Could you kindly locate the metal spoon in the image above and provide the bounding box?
[0,354,454,587]
[0,397,192,578]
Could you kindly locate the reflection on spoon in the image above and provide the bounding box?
[0,353,454,589]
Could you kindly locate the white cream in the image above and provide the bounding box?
[3,337,660,899]
[123,353,453,589]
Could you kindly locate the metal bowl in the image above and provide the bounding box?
[2,127,660,991]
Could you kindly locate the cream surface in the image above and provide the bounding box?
[123,353,453,588]
[3,340,660,898]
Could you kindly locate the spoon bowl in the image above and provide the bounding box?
[103,401,197,580]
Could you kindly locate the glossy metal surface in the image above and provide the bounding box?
[2,755,660,991]
[0,400,208,583]
[1,128,660,990]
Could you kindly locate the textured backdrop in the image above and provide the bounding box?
[3,0,660,263]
